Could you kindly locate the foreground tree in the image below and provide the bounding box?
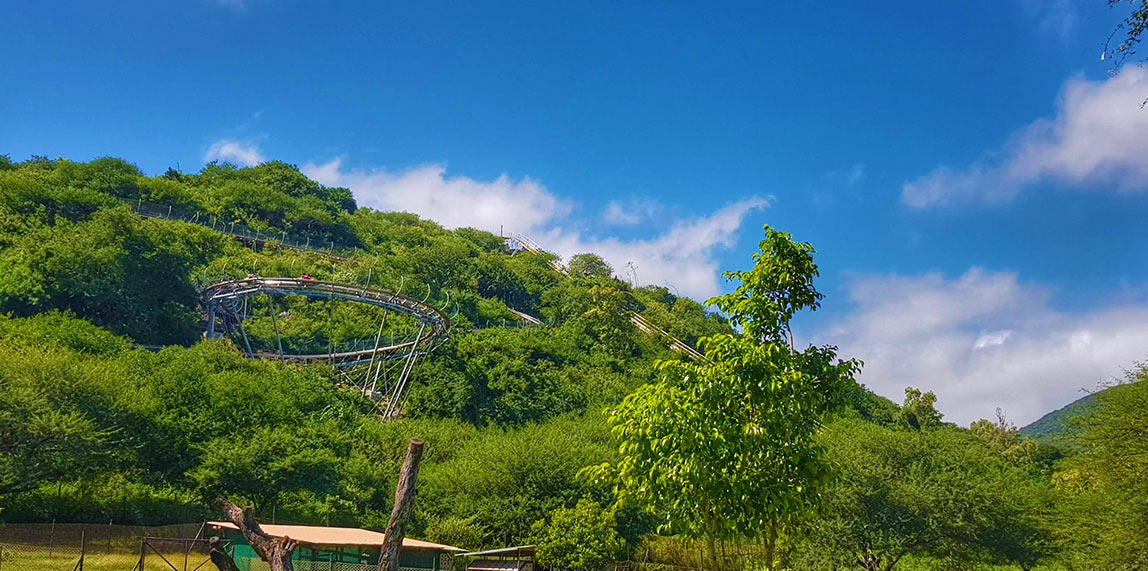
[1104,1,1148,73]
[587,227,860,570]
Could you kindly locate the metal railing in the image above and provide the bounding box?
[503,232,706,360]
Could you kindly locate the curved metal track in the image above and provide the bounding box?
[201,277,450,367]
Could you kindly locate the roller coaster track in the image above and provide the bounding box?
[201,277,450,367]
[504,232,705,360]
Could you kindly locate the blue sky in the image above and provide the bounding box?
[4,0,1148,424]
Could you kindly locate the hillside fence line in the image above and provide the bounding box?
[0,522,215,571]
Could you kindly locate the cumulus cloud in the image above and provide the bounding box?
[545,197,771,299]
[304,157,767,299]
[903,68,1148,208]
[304,157,570,234]
[819,268,1148,426]
[205,139,265,167]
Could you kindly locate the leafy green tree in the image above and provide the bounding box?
[420,414,616,546]
[567,253,613,278]
[969,409,1060,473]
[897,386,943,430]
[530,499,625,571]
[423,515,487,550]
[584,283,637,356]
[0,387,108,499]
[588,227,860,570]
[788,419,1052,571]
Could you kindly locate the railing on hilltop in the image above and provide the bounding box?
[129,199,545,327]
[131,199,352,258]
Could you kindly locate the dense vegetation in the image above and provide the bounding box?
[1,156,1146,569]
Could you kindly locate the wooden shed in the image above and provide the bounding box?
[207,521,464,571]
[460,545,536,571]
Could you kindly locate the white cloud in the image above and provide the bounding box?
[601,198,663,226]
[303,157,570,234]
[544,197,771,299]
[820,268,1148,426]
[303,156,767,300]
[903,68,1148,208]
[205,139,265,167]
[973,330,1013,350]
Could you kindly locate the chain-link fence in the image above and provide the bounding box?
[131,199,354,259]
[0,523,206,571]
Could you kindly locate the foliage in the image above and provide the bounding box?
[1018,391,1098,449]
[1104,0,1148,73]
[896,387,944,430]
[567,253,613,279]
[530,499,625,571]
[3,154,1128,568]
[589,227,860,569]
[787,418,1053,571]
[969,409,1061,474]
[1052,365,1148,569]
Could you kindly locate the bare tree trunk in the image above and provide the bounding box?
[208,537,242,571]
[378,439,426,571]
[213,497,297,571]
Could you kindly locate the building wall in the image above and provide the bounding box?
[224,531,442,570]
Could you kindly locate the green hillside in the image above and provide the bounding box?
[1019,391,1099,448]
[4,155,1147,569]
[0,155,753,544]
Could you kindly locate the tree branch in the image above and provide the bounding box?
[214,497,298,571]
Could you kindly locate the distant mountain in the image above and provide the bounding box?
[1020,391,1103,448]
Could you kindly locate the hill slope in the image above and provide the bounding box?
[1020,391,1100,447]
[0,155,893,551]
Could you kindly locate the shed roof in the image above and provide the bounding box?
[206,521,464,551]
[460,545,536,558]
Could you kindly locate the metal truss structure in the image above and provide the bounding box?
[200,276,451,417]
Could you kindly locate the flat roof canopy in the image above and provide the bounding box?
[207,521,464,552]
[460,545,536,558]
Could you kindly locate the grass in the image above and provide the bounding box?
[0,547,214,571]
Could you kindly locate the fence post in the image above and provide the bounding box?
[78,530,85,571]
[48,520,55,558]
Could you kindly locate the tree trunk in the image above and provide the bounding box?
[763,519,778,571]
[208,537,242,571]
[705,533,717,571]
[214,497,297,571]
[378,439,426,571]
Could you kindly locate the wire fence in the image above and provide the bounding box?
[131,200,352,259]
[0,523,208,571]
[0,524,461,571]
